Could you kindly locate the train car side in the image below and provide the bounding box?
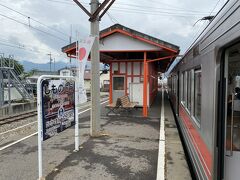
[168,1,240,179]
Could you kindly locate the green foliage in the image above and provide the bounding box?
[13,60,24,75]
[1,58,24,75]
[23,68,38,78]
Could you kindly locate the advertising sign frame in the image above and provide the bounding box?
[37,75,78,180]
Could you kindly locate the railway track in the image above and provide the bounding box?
[0,95,109,126]
[0,110,37,126]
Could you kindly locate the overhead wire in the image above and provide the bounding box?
[0,40,66,57]
[0,13,68,42]
[106,12,119,24]
[110,6,209,16]
[0,37,64,56]
[109,9,206,18]
[0,3,71,39]
[112,2,212,14]
[45,0,212,17]
[62,0,210,14]
[187,0,223,51]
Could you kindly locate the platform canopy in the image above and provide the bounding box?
[62,24,180,72]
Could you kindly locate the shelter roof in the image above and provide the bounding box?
[62,24,180,72]
[100,24,179,52]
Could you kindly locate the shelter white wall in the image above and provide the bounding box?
[100,33,161,51]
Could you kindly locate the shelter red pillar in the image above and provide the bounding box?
[109,63,113,104]
[143,51,148,117]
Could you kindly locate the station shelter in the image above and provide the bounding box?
[62,24,179,117]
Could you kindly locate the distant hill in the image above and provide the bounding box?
[20,61,69,72]
[20,60,107,72]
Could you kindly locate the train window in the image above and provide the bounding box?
[194,69,201,123]
[187,71,192,112]
[182,71,187,105]
[193,45,200,57]
[181,72,185,103]
[172,76,175,94]
[173,76,177,94]
[168,77,171,92]
[185,72,188,105]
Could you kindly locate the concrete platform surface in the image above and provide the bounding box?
[0,91,192,180]
[0,102,160,180]
[164,93,192,180]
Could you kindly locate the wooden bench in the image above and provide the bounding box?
[106,95,138,115]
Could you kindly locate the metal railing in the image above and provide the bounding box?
[0,56,33,101]
[0,56,14,69]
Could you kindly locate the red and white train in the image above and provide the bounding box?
[167,0,240,179]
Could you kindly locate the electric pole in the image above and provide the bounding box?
[90,0,100,136]
[53,58,56,71]
[47,53,52,72]
[73,0,115,136]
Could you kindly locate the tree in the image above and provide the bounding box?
[13,59,24,75]
[25,68,38,77]
[1,57,24,75]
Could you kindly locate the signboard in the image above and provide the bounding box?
[41,78,75,140]
[76,36,95,104]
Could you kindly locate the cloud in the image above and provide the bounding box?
[0,0,226,63]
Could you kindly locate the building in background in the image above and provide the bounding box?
[59,67,109,93]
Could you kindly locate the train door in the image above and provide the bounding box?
[224,43,240,180]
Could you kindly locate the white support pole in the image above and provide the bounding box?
[74,86,79,151]
[75,40,80,151]
[37,77,43,180]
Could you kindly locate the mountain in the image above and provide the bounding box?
[20,61,69,72]
[20,60,107,72]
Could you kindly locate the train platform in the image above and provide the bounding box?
[0,90,191,180]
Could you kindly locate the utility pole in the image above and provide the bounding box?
[69,24,72,64]
[0,53,4,107]
[73,0,115,136]
[47,53,52,72]
[53,58,56,71]
[90,0,100,136]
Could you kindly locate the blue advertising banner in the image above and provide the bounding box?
[41,79,75,141]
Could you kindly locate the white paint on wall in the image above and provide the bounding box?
[59,69,71,76]
[4,88,22,101]
[127,62,132,75]
[133,77,139,83]
[129,83,149,106]
[100,33,161,51]
[133,62,140,75]
[127,77,132,94]
[112,63,118,73]
[120,62,125,73]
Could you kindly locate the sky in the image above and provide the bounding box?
[0,0,227,64]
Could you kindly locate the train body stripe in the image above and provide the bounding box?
[179,105,212,179]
